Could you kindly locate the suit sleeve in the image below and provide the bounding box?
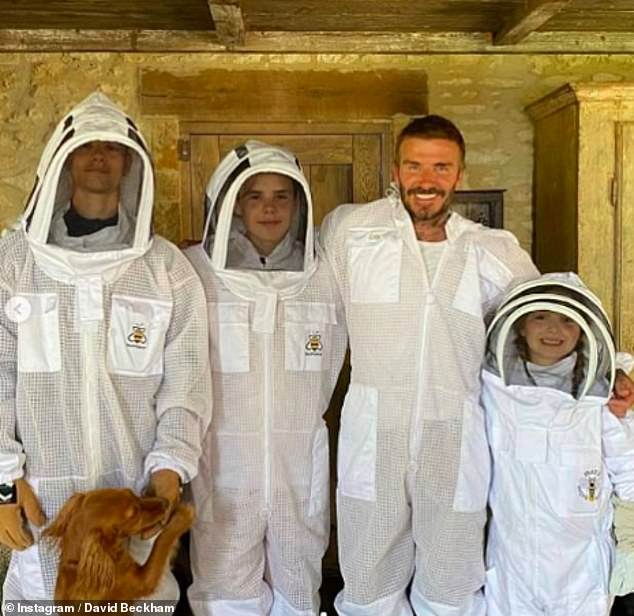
[144,255,212,484]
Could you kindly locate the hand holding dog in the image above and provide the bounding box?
[141,469,181,539]
[0,478,46,550]
[609,370,634,418]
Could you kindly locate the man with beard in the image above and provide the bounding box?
[319,115,634,616]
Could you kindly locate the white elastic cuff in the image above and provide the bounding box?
[0,452,25,485]
[617,352,634,375]
[270,588,316,616]
[144,455,190,484]
[188,591,273,616]
[410,587,485,616]
[334,588,413,616]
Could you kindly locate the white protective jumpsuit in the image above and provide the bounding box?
[186,141,347,616]
[319,191,539,616]
[483,273,634,615]
[0,92,211,601]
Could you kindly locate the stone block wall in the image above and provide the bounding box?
[2,51,634,251]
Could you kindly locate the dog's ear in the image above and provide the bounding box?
[76,529,116,597]
[42,493,85,541]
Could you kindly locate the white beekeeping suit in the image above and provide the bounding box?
[483,273,634,615]
[319,190,538,616]
[187,141,347,616]
[0,92,211,601]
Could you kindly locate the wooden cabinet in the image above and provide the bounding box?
[527,83,634,352]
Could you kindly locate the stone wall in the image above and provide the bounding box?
[2,51,634,251]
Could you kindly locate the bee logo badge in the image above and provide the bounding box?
[578,468,600,502]
[305,332,323,356]
[127,324,148,349]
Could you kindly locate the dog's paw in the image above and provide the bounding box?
[168,503,195,533]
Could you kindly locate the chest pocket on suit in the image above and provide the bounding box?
[347,228,402,304]
[108,295,172,376]
[16,293,61,373]
[284,302,337,372]
[209,302,250,373]
[557,445,603,516]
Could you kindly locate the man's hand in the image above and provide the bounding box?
[0,478,46,550]
[609,370,634,418]
[141,469,181,540]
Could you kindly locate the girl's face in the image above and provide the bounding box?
[519,311,581,366]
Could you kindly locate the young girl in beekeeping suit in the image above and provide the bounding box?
[482,272,634,614]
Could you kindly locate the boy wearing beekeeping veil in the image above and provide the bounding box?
[0,92,211,602]
[482,272,634,614]
[186,141,347,615]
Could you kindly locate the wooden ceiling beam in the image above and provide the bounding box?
[0,29,224,52]
[207,0,245,48]
[494,0,574,46]
[4,28,634,54]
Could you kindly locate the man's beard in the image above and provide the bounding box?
[399,185,455,226]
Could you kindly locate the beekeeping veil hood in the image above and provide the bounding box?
[200,140,317,299]
[21,91,154,280]
[486,272,616,399]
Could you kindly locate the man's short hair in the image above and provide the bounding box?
[395,115,466,165]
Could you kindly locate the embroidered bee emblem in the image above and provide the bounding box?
[305,332,323,356]
[578,468,601,502]
[367,231,384,242]
[127,324,148,348]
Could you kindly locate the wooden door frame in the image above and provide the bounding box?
[179,120,395,240]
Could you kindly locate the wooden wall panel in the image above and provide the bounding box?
[217,135,353,165]
[141,69,427,121]
[189,135,221,239]
[309,164,352,226]
[352,134,383,203]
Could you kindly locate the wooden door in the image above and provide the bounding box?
[616,123,634,353]
[180,121,392,241]
[180,120,390,577]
